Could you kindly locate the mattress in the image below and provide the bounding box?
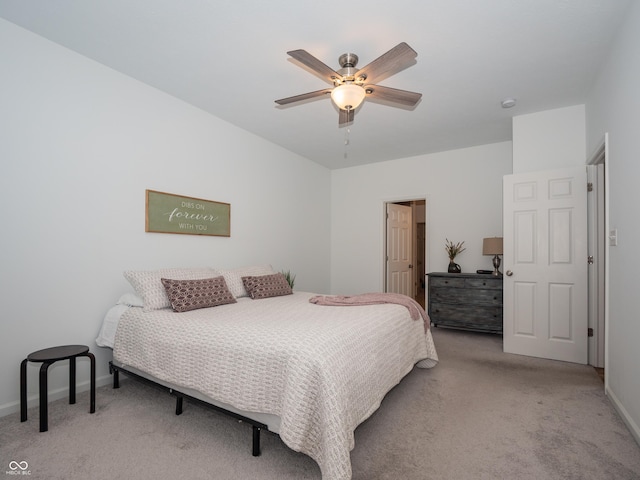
[99,291,438,480]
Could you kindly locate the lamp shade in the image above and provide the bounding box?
[483,237,503,255]
[331,83,366,110]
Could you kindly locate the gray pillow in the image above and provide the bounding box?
[242,273,293,299]
[161,276,236,312]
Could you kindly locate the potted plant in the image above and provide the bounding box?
[281,270,296,289]
[445,239,465,273]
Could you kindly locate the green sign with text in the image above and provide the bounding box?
[145,190,230,237]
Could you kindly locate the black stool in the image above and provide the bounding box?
[20,345,95,432]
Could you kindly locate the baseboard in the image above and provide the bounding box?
[606,385,640,447]
[0,374,113,419]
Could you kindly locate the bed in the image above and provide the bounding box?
[96,265,438,480]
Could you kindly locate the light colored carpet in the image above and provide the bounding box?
[2,328,639,480]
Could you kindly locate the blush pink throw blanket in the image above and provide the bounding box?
[309,293,430,331]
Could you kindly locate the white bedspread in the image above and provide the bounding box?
[113,292,438,480]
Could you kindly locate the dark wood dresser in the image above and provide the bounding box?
[427,272,503,334]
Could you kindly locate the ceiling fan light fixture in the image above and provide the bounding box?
[331,83,366,111]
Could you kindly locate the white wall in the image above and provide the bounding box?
[0,19,331,416]
[330,142,512,295]
[512,105,586,173]
[585,0,640,444]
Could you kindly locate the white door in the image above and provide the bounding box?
[503,167,588,364]
[587,163,606,368]
[386,203,413,297]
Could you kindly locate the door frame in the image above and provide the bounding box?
[587,134,609,376]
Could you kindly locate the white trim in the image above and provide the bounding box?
[603,134,611,394]
[606,385,640,446]
[0,375,112,419]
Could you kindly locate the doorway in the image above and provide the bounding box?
[384,199,426,308]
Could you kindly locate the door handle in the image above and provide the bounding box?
[506,270,513,276]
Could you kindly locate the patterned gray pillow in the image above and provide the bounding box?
[242,273,293,299]
[219,264,275,298]
[161,276,236,312]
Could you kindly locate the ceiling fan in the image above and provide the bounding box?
[275,42,422,126]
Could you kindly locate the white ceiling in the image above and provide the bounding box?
[0,0,632,169]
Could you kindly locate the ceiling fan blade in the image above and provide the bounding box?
[339,108,354,126]
[275,88,333,105]
[355,42,418,85]
[364,84,422,107]
[287,49,341,83]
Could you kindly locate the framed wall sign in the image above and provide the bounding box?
[145,189,230,237]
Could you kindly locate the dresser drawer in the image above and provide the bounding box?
[428,276,466,288]
[429,302,502,331]
[465,277,502,290]
[430,287,502,306]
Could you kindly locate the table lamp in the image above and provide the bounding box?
[483,237,503,276]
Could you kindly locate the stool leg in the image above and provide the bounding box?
[39,362,51,432]
[69,357,76,405]
[78,352,96,414]
[88,352,95,414]
[20,359,28,422]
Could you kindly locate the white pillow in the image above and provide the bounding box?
[117,293,144,307]
[123,267,219,311]
[219,265,275,298]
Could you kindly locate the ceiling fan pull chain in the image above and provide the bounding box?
[344,127,351,159]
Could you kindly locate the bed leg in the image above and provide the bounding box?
[252,425,261,456]
[175,395,183,415]
[109,363,120,389]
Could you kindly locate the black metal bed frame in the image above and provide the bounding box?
[108,361,269,456]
